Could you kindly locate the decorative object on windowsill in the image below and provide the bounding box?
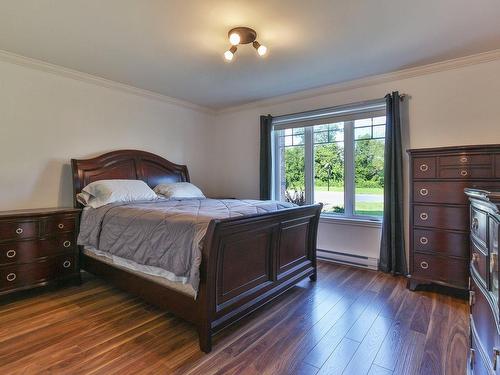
[285,190,306,206]
[224,27,267,62]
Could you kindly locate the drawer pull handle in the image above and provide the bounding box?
[6,273,16,282]
[419,237,429,245]
[472,252,479,263]
[58,223,65,229]
[15,228,23,235]
[6,250,16,258]
[494,347,500,370]
[470,348,475,370]
[419,164,429,172]
[472,217,479,231]
[460,156,468,163]
[419,188,429,196]
[469,290,476,306]
[420,261,429,269]
[63,260,71,269]
[419,212,428,221]
[63,240,71,248]
[460,170,468,177]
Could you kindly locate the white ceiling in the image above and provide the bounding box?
[0,0,499,109]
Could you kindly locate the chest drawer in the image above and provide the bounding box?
[413,229,468,258]
[439,154,492,166]
[0,254,76,292]
[414,181,500,205]
[413,205,468,230]
[439,166,493,179]
[0,233,76,265]
[45,216,76,234]
[413,157,436,179]
[412,253,468,288]
[0,220,38,241]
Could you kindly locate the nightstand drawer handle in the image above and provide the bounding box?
[472,217,479,231]
[15,228,23,235]
[63,240,71,248]
[419,237,429,245]
[494,347,500,370]
[6,273,16,282]
[63,260,71,269]
[460,170,468,177]
[419,213,428,221]
[6,250,16,258]
[419,188,429,196]
[58,223,65,229]
[460,156,468,163]
[420,261,429,270]
[419,164,429,172]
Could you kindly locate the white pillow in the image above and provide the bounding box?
[78,179,158,208]
[154,182,205,199]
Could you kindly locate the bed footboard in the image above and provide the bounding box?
[197,203,322,352]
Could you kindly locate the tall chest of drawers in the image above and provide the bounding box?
[466,189,500,374]
[0,208,81,296]
[408,145,500,291]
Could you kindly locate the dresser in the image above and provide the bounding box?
[0,208,81,296]
[408,145,500,292]
[466,189,500,374]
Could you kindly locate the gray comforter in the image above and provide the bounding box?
[77,198,295,292]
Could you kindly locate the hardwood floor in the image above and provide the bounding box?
[0,262,468,375]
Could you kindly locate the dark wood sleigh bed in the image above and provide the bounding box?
[71,149,322,353]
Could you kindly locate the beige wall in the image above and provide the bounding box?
[211,58,500,259]
[0,58,215,210]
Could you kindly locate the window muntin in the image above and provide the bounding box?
[274,109,385,220]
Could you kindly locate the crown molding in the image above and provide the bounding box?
[0,49,214,115]
[216,48,500,115]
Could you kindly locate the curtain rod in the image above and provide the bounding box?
[271,94,407,123]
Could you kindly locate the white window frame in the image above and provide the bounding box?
[271,99,386,223]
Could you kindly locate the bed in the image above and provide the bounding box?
[71,149,322,352]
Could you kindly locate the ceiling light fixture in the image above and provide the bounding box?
[224,27,267,62]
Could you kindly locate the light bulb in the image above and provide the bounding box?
[257,44,267,56]
[229,32,240,46]
[224,46,237,61]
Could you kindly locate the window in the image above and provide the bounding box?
[273,100,386,220]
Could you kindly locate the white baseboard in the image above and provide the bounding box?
[317,249,379,270]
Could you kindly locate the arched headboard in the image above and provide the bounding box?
[71,150,190,207]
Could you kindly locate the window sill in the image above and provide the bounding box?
[319,215,382,228]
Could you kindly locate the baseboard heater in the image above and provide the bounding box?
[317,249,379,270]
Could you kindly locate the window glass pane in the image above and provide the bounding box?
[313,124,345,215]
[354,136,384,217]
[354,118,372,127]
[355,127,371,140]
[314,131,329,144]
[284,128,293,136]
[373,116,386,125]
[373,125,386,139]
[277,130,306,205]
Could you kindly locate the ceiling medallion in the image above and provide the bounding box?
[224,27,267,62]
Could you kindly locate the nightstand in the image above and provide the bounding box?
[0,207,81,296]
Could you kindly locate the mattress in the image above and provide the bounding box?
[83,246,197,298]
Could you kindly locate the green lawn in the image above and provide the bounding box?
[314,186,383,195]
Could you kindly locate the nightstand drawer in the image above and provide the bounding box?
[0,234,76,265]
[0,221,38,241]
[0,254,76,292]
[45,216,76,234]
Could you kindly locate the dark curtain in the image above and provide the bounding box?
[379,92,407,275]
[259,115,273,200]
